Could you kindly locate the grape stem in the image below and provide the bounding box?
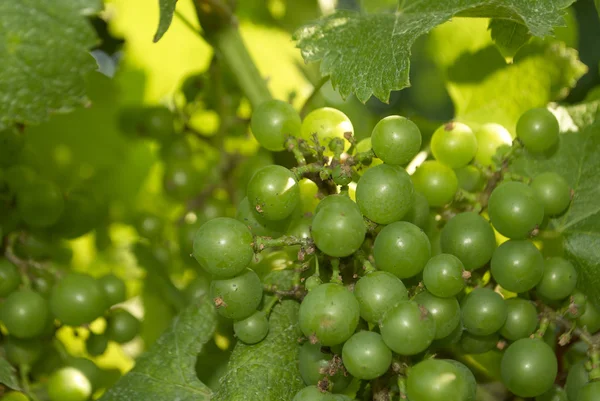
[3,238,31,288]
[330,259,342,284]
[355,250,376,274]
[542,305,597,346]
[253,235,313,252]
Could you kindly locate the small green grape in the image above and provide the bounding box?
[247,165,300,221]
[499,298,538,340]
[293,386,327,401]
[299,283,359,346]
[516,108,559,153]
[356,164,415,224]
[162,161,204,201]
[50,273,107,326]
[566,361,588,401]
[411,160,458,207]
[300,108,352,156]
[298,342,352,392]
[134,212,164,241]
[577,381,600,401]
[536,257,578,301]
[47,367,92,401]
[431,122,477,168]
[0,258,21,297]
[17,179,64,228]
[234,311,269,344]
[535,385,568,401]
[530,172,571,216]
[474,123,512,166]
[4,337,43,366]
[414,291,461,339]
[488,181,544,239]
[455,165,485,193]
[490,239,544,293]
[342,331,392,380]
[406,359,476,401]
[577,301,600,334]
[0,290,49,338]
[68,357,102,390]
[354,271,408,323]
[251,100,301,151]
[422,254,466,298]
[379,300,436,355]
[564,291,587,319]
[98,274,127,307]
[461,288,507,336]
[106,309,140,343]
[86,332,109,356]
[210,269,263,320]
[440,212,496,270]
[370,116,422,165]
[304,275,322,292]
[311,196,365,257]
[0,127,25,167]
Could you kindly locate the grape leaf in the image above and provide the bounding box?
[154,0,178,42]
[488,19,531,60]
[99,298,217,401]
[596,0,600,18]
[0,357,20,391]
[0,0,100,124]
[294,0,574,103]
[213,300,304,401]
[510,121,600,308]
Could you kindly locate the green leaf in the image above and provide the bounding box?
[294,0,574,103]
[596,0,600,19]
[99,299,217,401]
[510,122,600,308]
[154,0,178,42]
[213,300,305,401]
[448,39,586,133]
[0,0,100,124]
[488,19,531,60]
[0,357,20,391]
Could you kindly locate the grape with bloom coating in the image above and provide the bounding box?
[488,181,544,239]
[373,221,431,279]
[106,309,140,343]
[530,172,571,216]
[0,258,21,297]
[192,217,254,278]
[50,273,107,326]
[311,196,365,257]
[356,164,414,224]
[406,359,476,401]
[516,108,559,153]
[234,311,269,344]
[461,288,507,336]
[536,257,578,301]
[251,100,301,151]
[247,165,300,221]
[354,271,408,323]
[501,338,557,397]
[342,331,392,380]
[431,122,477,168]
[300,108,352,156]
[380,300,435,355]
[422,254,466,297]
[414,291,461,339]
[411,160,458,207]
[499,298,538,340]
[0,290,49,338]
[98,274,127,307]
[490,240,544,293]
[210,269,263,320]
[371,116,422,165]
[440,212,496,270]
[299,283,359,346]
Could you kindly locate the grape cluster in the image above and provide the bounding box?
[189,102,600,401]
[0,124,141,401]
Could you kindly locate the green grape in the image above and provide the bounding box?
[490,240,544,293]
[287,215,312,239]
[68,357,102,390]
[370,116,422,165]
[564,291,587,319]
[50,273,107,326]
[16,179,64,228]
[304,276,322,292]
[47,367,92,401]
[0,127,25,167]
[86,332,109,356]
[299,283,359,346]
[455,165,485,192]
[314,194,353,216]
[536,257,578,301]
[183,275,210,303]
[535,385,568,401]
[210,269,263,320]
[461,288,507,336]
[566,361,588,401]
[354,271,408,324]
[355,164,414,224]
[516,108,559,153]
[411,160,458,207]
[236,196,289,238]
[293,386,327,401]
[414,291,460,339]
[440,212,496,270]
[251,100,301,151]
[406,359,476,401]
[341,331,391,380]
[98,274,127,307]
[300,108,352,156]
[121,106,174,141]
[500,298,538,340]
[459,331,499,354]
[431,122,477,168]
[234,311,269,344]
[192,217,254,278]
[4,337,43,366]
[422,254,466,298]
[474,123,512,166]
[247,165,300,221]
[52,191,100,239]
[0,392,29,401]
[403,191,430,230]
[575,382,600,401]
[0,290,49,338]
[530,172,571,216]
[430,320,464,350]
[4,165,37,193]
[488,181,544,239]
[31,271,54,298]
[160,137,193,162]
[577,301,600,334]
[106,308,140,343]
[311,196,365,257]
[331,164,352,186]
[134,212,163,241]
[501,338,558,397]
[0,258,21,297]
[379,300,436,355]
[373,221,431,279]
[162,161,204,201]
[298,342,352,392]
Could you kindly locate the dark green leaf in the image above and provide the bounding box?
[294,0,574,103]
[99,299,217,401]
[0,357,20,391]
[0,0,100,124]
[213,300,305,401]
[510,121,600,308]
[154,0,178,42]
[488,19,531,60]
[595,0,600,19]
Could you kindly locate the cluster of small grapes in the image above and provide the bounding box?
[0,127,140,401]
[191,101,600,401]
